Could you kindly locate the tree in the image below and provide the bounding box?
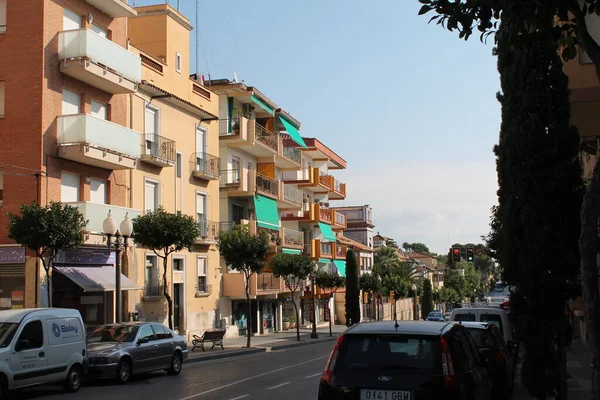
[421,278,434,319]
[373,246,400,276]
[437,286,461,309]
[444,269,467,301]
[315,270,346,336]
[217,223,270,348]
[132,207,199,330]
[360,272,383,320]
[7,201,87,307]
[345,249,361,326]
[271,253,315,341]
[402,242,430,254]
[385,239,399,249]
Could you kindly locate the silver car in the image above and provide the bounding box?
[86,322,188,384]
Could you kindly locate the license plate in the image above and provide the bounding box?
[360,390,412,400]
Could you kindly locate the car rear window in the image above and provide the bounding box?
[336,334,441,374]
[454,313,476,322]
[480,314,503,334]
[466,328,496,349]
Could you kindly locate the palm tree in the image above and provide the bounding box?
[393,260,424,288]
[374,246,399,275]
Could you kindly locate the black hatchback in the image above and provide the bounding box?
[318,321,493,400]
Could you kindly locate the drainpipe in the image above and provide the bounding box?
[129,93,134,209]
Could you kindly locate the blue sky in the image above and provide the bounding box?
[131,0,501,254]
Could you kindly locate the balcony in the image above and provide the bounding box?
[278,183,303,210]
[140,134,176,167]
[220,168,256,197]
[330,178,346,200]
[282,228,304,250]
[64,202,141,236]
[219,117,247,140]
[282,203,332,224]
[191,152,220,180]
[143,284,164,299]
[58,29,141,94]
[221,117,280,157]
[319,206,333,224]
[276,139,302,169]
[257,273,281,292]
[195,219,220,245]
[84,0,137,18]
[282,167,314,185]
[311,240,333,260]
[317,170,333,190]
[195,283,212,296]
[256,174,279,200]
[222,273,281,298]
[57,114,140,170]
[334,244,348,260]
[331,210,347,230]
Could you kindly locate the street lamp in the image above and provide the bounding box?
[103,211,133,324]
[310,268,318,339]
[412,284,418,321]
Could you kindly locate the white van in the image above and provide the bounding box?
[0,308,87,398]
[450,306,516,347]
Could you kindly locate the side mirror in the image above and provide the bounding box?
[137,337,149,345]
[15,339,30,352]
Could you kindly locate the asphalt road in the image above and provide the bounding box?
[17,341,335,400]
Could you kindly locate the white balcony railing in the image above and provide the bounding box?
[58,29,141,83]
[57,114,141,159]
[64,202,141,234]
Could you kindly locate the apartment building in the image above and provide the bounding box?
[408,252,444,289]
[332,205,375,273]
[0,0,141,317]
[125,4,220,338]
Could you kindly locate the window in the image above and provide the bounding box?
[91,100,107,120]
[480,313,504,334]
[197,257,207,293]
[453,313,476,322]
[61,172,80,202]
[137,325,155,342]
[196,192,207,234]
[62,88,81,115]
[173,257,184,272]
[232,204,244,224]
[91,24,108,38]
[176,53,182,73]
[0,0,6,33]
[17,320,43,350]
[0,81,4,117]
[152,324,172,340]
[63,8,81,30]
[144,179,159,212]
[145,255,159,295]
[176,153,182,178]
[145,105,159,156]
[231,156,241,183]
[90,179,107,204]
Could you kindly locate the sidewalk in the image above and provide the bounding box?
[185,324,347,364]
[513,339,591,399]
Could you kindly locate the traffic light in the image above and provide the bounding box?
[452,247,461,262]
[466,248,474,262]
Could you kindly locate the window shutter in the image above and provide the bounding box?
[0,0,6,30]
[197,257,206,276]
[0,81,4,117]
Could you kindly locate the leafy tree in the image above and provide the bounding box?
[445,270,467,301]
[217,223,270,348]
[7,201,87,307]
[360,272,383,320]
[421,278,434,319]
[271,253,315,341]
[345,249,361,326]
[385,239,399,249]
[402,242,430,254]
[437,286,461,308]
[315,270,346,337]
[132,207,199,330]
[374,246,399,275]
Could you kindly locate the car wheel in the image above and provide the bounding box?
[116,359,132,384]
[63,364,82,393]
[167,352,182,376]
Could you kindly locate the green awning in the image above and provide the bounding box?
[282,248,301,255]
[318,222,337,242]
[278,115,307,149]
[227,97,234,133]
[318,258,331,264]
[333,260,347,277]
[253,195,280,230]
[251,94,275,116]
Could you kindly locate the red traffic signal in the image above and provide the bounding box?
[452,247,461,262]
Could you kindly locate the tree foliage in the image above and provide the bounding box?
[402,242,430,254]
[374,246,399,274]
[132,206,199,330]
[359,272,383,296]
[437,286,461,306]
[218,223,270,347]
[345,250,361,326]
[421,278,434,319]
[7,201,87,307]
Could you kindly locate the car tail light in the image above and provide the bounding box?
[321,335,344,385]
[494,351,507,365]
[440,338,456,388]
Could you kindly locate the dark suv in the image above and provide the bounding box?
[318,321,492,400]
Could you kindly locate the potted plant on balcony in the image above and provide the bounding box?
[232,121,240,135]
[282,316,290,330]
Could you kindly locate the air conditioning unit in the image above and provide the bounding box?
[242,103,253,115]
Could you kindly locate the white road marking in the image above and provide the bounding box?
[175,355,328,400]
[267,382,290,390]
[305,372,322,379]
[228,396,249,400]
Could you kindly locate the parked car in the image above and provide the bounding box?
[443,312,452,321]
[426,310,444,321]
[0,308,87,399]
[86,322,188,384]
[461,322,515,399]
[318,321,493,399]
[450,306,516,354]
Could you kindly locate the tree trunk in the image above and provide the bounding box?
[245,271,252,348]
[162,256,173,330]
[579,155,600,400]
[292,295,300,341]
[40,256,51,308]
[329,293,333,337]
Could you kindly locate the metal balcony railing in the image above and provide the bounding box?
[333,179,345,193]
[256,174,279,197]
[320,242,333,256]
[283,228,304,248]
[219,118,243,137]
[334,211,347,226]
[143,284,163,297]
[142,133,176,163]
[336,244,347,258]
[257,273,280,291]
[196,283,211,294]
[190,152,220,178]
[219,221,234,234]
[282,184,303,205]
[319,171,332,188]
[197,219,219,240]
[282,145,301,163]
[219,168,241,186]
[255,123,278,150]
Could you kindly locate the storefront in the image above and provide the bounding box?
[0,247,26,310]
[232,298,279,335]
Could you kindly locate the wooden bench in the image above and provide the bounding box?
[192,330,226,351]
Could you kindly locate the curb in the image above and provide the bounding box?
[185,336,339,364]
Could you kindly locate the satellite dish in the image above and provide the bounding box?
[87,13,94,24]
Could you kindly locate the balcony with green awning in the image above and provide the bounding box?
[253,194,280,230]
[282,248,302,255]
[318,222,337,243]
[251,94,275,116]
[333,260,347,277]
[278,114,307,149]
[318,258,332,264]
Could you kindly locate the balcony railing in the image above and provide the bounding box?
[281,167,311,182]
[257,273,280,291]
[196,283,211,294]
[142,133,176,164]
[255,123,278,150]
[219,119,235,136]
[256,174,279,197]
[282,184,303,205]
[283,228,304,248]
[335,244,347,259]
[197,219,220,241]
[64,202,141,234]
[143,284,163,297]
[333,211,347,226]
[320,242,333,257]
[220,169,241,186]
[319,206,332,223]
[282,145,301,163]
[319,171,332,188]
[191,152,220,180]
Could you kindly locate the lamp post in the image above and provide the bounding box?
[310,267,318,339]
[103,211,133,324]
[412,284,418,321]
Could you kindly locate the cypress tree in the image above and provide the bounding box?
[421,278,434,319]
[345,249,361,326]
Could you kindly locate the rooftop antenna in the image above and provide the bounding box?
[233,72,238,83]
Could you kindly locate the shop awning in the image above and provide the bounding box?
[318,222,337,242]
[253,195,280,230]
[318,258,331,264]
[54,266,140,292]
[278,115,307,148]
[333,260,347,277]
[251,94,275,116]
[282,248,302,255]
